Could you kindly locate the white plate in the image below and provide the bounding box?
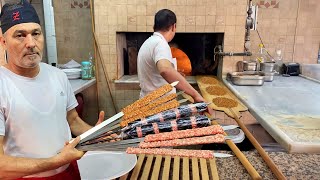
[67,75,81,80]
[62,68,81,75]
[66,74,81,79]
[77,151,137,180]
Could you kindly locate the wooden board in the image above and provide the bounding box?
[119,154,219,180]
[196,75,247,118]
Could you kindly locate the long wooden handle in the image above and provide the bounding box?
[88,0,101,112]
[229,109,286,180]
[225,139,262,180]
[211,119,262,180]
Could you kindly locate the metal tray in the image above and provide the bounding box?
[228,71,265,86]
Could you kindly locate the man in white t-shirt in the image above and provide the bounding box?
[0,1,104,179]
[138,9,207,104]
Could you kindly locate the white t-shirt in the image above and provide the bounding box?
[0,63,78,177]
[137,32,176,98]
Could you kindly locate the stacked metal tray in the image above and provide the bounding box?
[228,71,265,86]
[263,72,276,82]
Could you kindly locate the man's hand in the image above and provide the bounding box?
[156,59,214,116]
[193,95,214,115]
[193,95,206,103]
[55,136,84,165]
[95,111,105,126]
[68,109,106,136]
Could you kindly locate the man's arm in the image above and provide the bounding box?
[0,136,84,180]
[67,109,105,136]
[157,59,205,102]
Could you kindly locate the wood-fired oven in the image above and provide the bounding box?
[117,32,224,78]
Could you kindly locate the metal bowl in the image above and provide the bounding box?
[260,62,275,72]
[243,61,257,71]
[263,72,276,82]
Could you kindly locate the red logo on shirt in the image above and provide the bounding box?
[12,11,20,21]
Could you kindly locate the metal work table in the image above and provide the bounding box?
[69,78,96,94]
[114,75,197,84]
[223,75,320,153]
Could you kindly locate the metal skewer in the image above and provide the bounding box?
[77,132,243,152]
[77,82,180,144]
[79,98,188,145]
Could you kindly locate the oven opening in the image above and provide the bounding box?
[117,32,224,79]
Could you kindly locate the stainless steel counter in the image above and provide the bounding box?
[69,78,96,94]
[114,75,197,84]
[223,75,320,153]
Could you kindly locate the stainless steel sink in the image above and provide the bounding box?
[301,64,320,81]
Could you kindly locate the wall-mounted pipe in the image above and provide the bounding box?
[215,1,254,58]
[217,52,252,56]
[244,0,254,52]
[215,45,252,57]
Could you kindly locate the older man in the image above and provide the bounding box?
[0,1,103,179]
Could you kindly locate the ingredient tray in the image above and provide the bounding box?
[228,71,264,86]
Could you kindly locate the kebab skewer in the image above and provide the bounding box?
[77,82,179,144]
[143,125,224,142]
[123,102,209,131]
[122,83,177,115]
[123,93,178,120]
[82,101,208,146]
[139,134,225,148]
[123,115,211,139]
[126,147,232,159]
[120,99,181,127]
[76,126,241,151]
[80,115,211,145]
